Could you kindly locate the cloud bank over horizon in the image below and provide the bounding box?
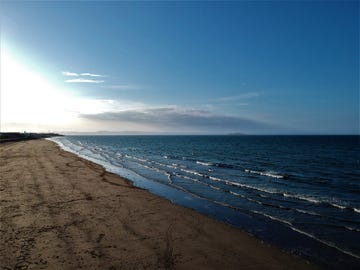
[79,106,280,134]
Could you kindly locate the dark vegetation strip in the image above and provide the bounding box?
[0,132,62,144]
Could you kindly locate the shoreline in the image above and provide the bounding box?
[0,139,320,269]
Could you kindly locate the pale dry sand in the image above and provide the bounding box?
[0,139,320,269]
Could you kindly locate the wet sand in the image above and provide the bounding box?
[0,139,320,269]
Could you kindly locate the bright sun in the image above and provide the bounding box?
[1,49,78,132]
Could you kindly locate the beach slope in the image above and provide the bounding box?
[0,139,319,269]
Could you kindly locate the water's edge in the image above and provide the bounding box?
[47,137,360,269]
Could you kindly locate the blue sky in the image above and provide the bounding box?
[1,1,358,134]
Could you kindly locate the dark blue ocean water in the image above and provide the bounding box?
[50,135,360,268]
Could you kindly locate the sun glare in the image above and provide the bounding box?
[1,49,78,132]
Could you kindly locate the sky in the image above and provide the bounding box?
[0,1,358,135]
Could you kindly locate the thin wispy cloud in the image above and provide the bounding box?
[62,71,79,76]
[62,70,106,83]
[80,72,105,77]
[62,71,105,77]
[65,78,104,83]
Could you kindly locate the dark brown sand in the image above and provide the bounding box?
[0,139,320,269]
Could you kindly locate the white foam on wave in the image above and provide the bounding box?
[283,193,321,204]
[229,190,244,198]
[330,203,347,210]
[125,154,149,163]
[230,191,266,205]
[180,168,206,177]
[209,184,221,191]
[154,160,181,170]
[196,161,214,166]
[284,193,352,211]
[175,173,260,206]
[209,176,280,195]
[209,176,243,188]
[244,169,285,179]
[174,173,227,196]
[175,173,201,183]
[294,208,321,216]
[175,173,277,208]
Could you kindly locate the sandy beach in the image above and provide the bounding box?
[0,139,320,269]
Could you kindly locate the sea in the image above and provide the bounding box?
[49,135,360,269]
